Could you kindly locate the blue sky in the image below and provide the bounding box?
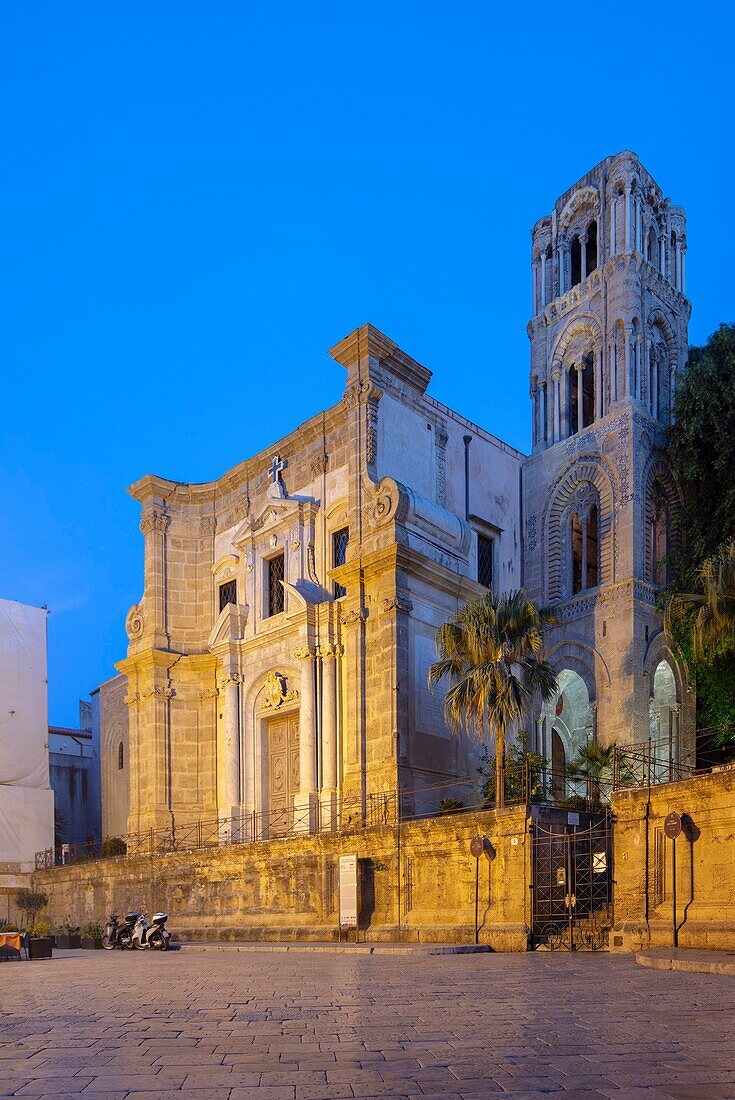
[1,2,733,726]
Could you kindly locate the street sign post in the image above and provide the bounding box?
[664,812,682,948]
[470,837,483,944]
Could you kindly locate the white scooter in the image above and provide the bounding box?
[131,911,171,951]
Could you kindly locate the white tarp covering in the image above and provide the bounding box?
[0,599,54,869]
[0,785,54,869]
[0,599,50,788]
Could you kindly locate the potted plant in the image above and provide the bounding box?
[56,917,82,950]
[27,920,53,960]
[81,921,104,949]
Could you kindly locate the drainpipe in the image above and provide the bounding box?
[463,435,472,521]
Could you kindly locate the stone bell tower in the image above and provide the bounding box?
[522,152,695,769]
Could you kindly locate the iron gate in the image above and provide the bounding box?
[531,813,613,951]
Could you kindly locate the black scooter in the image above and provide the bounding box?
[101,911,140,950]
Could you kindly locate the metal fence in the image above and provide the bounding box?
[35,735,710,871]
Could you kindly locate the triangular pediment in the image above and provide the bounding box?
[233,494,318,545]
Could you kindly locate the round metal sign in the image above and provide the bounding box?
[470,836,484,858]
[664,811,682,839]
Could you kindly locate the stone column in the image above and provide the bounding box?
[682,248,687,294]
[532,259,538,313]
[541,252,547,305]
[319,644,338,829]
[580,234,587,282]
[623,326,632,399]
[140,508,169,649]
[535,716,544,755]
[294,646,317,832]
[671,703,681,769]
[635,335,643,403]
[675,240,682,290]
[659,235,666,274]
[558,248,565,295]
[610,196,617,256]
[624,184,631,250]
[540,381,547,444]
[576,364,584,432]
[635,196,642,252]
[218,674,241,838]
[552,364,561,442]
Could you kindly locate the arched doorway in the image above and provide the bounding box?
[541,669,593,801]
[650,659,679,779]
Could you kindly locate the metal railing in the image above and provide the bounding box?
[35,736,712,870]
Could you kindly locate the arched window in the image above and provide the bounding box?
[570,236,582,287]
[571,503,599,595]
[649,482,670,586]
[648,226,657,268]
[569,354,595,436]
[586,504,598,589]
[586,220,598,274]
[118,741,124,770]
[571,513,583,594]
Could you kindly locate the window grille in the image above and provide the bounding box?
[332,527,349,599]
[218,579,237,612]
[477,534,494,590]
[118,741,124,770]
[268,553,285,616]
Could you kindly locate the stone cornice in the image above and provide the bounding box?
[329,323,432,395]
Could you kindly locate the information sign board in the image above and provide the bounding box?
[339,854,358,929]
[664,811,682,839]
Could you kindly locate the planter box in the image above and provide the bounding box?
[56,934,82,949]
[28,937,53,960]
[81,937,103,950]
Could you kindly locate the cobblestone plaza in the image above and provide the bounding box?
[2,950,734,1099]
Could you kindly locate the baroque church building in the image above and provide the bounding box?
[100,152,694,840]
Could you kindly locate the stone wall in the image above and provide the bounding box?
[611,767,735,952]
[34,807,530,951]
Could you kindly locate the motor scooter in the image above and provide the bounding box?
[131,911,171,950]
[102,911,139,950]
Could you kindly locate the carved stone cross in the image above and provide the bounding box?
[268,453,287,484]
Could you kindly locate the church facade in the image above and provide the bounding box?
[101,151,693,839]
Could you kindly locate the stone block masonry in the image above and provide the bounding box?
[35,806,531,951]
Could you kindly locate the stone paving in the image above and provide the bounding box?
[1,949,734,1099]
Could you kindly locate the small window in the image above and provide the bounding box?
[267,553,285,617]
[477,534,494,590]
[218,579,237,612]
[332,527,349,599]
[118,741,124,770]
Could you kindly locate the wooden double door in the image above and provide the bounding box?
[268,713,300,836]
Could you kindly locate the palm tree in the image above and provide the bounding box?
[428,590,557,807]
[666,539,735,662]
[567,741,615,807]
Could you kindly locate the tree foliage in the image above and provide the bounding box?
[668,324,735,586]
[666,324,735,747]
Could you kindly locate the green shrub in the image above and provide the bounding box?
[102,837,127,857]
[82,921,104,939]
[29,920,52,937]
[438,798,465,813]
[57,916,80,936]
